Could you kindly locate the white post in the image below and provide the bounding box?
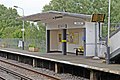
[22,10,25,50]
[14,6,25,50]
[108,0,111,46]
[93,23,100,60]
[90,70,97,80]
[106,0,111,64]
[33,59,35,67]
[55,63,58,73]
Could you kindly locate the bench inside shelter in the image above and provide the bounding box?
[74,46,84,55]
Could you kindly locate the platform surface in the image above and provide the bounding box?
[0,48,120,75]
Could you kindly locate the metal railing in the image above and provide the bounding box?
[0,38,46,53]
[102,23,120,38]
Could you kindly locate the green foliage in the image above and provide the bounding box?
[0,4,22,38]
[25,22,46,40]
[102,25,108,38]
[0,4,46,41]
[28,44,36,48]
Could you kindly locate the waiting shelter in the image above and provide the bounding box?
[22,11,105,57]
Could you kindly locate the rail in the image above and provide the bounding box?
[0,65,32,80]
[0,77,5,80]
[0,59,61,80]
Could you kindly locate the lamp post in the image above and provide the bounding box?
[106,0,111,64]
[14,6,25,50]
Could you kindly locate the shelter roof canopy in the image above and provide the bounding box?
[22,11,91,22]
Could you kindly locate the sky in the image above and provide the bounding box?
[0,0,51,16]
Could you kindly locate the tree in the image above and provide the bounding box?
[25,22,46,40]
[0,4,32,38]
[0,4,22,38]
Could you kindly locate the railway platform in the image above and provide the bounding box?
[0,48,120,80]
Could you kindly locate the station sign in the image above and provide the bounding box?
[91,14,105,22]
[58,24,67,29]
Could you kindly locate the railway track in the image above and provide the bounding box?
[0,77,5,80]
[0,65,32,80]
[0,59,61,80]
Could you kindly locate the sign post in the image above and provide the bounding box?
[91,14,105,59]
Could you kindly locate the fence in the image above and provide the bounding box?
[102,23,120,38]
[0,38,46,53]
